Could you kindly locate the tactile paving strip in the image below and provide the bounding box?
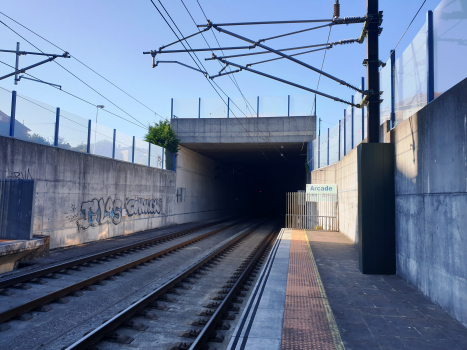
[281,230,343,350]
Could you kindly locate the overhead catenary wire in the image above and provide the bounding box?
[0,11,167,120]
[180,0,287,151]
[149,0,272,162]
[0,18,210,146]
[383,0,427,63]
[0,19,148,128]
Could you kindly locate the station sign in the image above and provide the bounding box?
[305,184,337,202]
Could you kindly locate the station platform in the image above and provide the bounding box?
[0,238,45,274]
[228,229,467,350]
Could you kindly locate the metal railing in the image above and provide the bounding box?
[285,192,338,231]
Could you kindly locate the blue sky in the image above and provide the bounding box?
[0,0,442,139]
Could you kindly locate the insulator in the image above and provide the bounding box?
[333,0,340,18]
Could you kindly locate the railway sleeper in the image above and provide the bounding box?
[167,341,192,350]
[122,320,148,331]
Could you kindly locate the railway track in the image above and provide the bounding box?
[0,218,243,327]
[63,220,279,350]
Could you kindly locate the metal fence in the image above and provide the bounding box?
[0,87,172,171]
[171,94,317,119]
[310,0,467,171]
[285,192,338,231]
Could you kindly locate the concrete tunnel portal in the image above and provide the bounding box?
[171,116,316,216]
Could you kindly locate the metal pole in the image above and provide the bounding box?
[54,107,60,147]
[366,0,381,143]
[10,91,16,137]
[314,94,317,115]
[426,11,434,103]
[390,50,396,128]
[132,136,135,163]
[112,129,116,159]
[288,95,290,117]
[351,96,354,149]
[148,142,151,166]
[198,97,201,118]
[162,147,165,169]
[361,76,365,141]
[343,109,347,156]
[14,42,19,85]
[338,119,341,161]
[227,97,230,118]
[171,98,173,118]
[87,120,91,154]
[327,128,330,166]
[257,96,259,117]
[318,133,320,169]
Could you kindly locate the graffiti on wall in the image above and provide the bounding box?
[75,197,163,231]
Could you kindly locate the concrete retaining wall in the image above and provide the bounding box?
[391,78,467,326]
[309,77,467,326]
[0,136,231,249]
[310,147,358,243]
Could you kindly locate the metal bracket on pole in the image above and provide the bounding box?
[152,60,208,76]
[17,75,62,89]
[216,58,361,108]
[0,43,70,83]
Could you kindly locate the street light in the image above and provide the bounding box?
[94,105,105,154]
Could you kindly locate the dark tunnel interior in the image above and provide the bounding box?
[182,142,307,216]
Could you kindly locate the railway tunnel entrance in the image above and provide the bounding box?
[171,116,316,216]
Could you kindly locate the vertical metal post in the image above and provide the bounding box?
[148,142,151,166]
[86,120,91,153]
[112,129,116,159]
[343,109,347,156]
[318,133,320,169]
[227,97,230,118]
[257,96,259,117]
[132,136,135,163]
[314,94,317,115]
[198,97,201,118]
[366,0,381,143]
[361,76,365,141]
[162,147,165,169]
[10,91,16,137]
[351,96,354,149]
[327,128,330,166]
[171,98,173,118]
[390,50,396,128]
[426,10,434,103]
[338,120,341,161]
[14,42,20,85]
[173,153,176,171]
[288,95,290,117]
[54,107,60,147]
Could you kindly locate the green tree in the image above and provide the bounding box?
[144,120,180,153]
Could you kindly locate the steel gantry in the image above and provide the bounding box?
[144,0,383,143]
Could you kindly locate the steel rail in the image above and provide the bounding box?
[213,26,365,94]
[62,220,269,350]
[217,59,361,108]
[0,220,243,324]
[189,225,279,349]
[0,219,232,290]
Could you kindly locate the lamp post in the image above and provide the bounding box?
[94,105,104,154]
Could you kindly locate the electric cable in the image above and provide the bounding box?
[180,0,287,153]
[150,0,271,162]
[0,11,167,120]
[0,19,147,128]
[300,26,333,152]
[384,0,427,63]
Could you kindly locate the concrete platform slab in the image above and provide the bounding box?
[227,229,467,350]
[0,238,44,273]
